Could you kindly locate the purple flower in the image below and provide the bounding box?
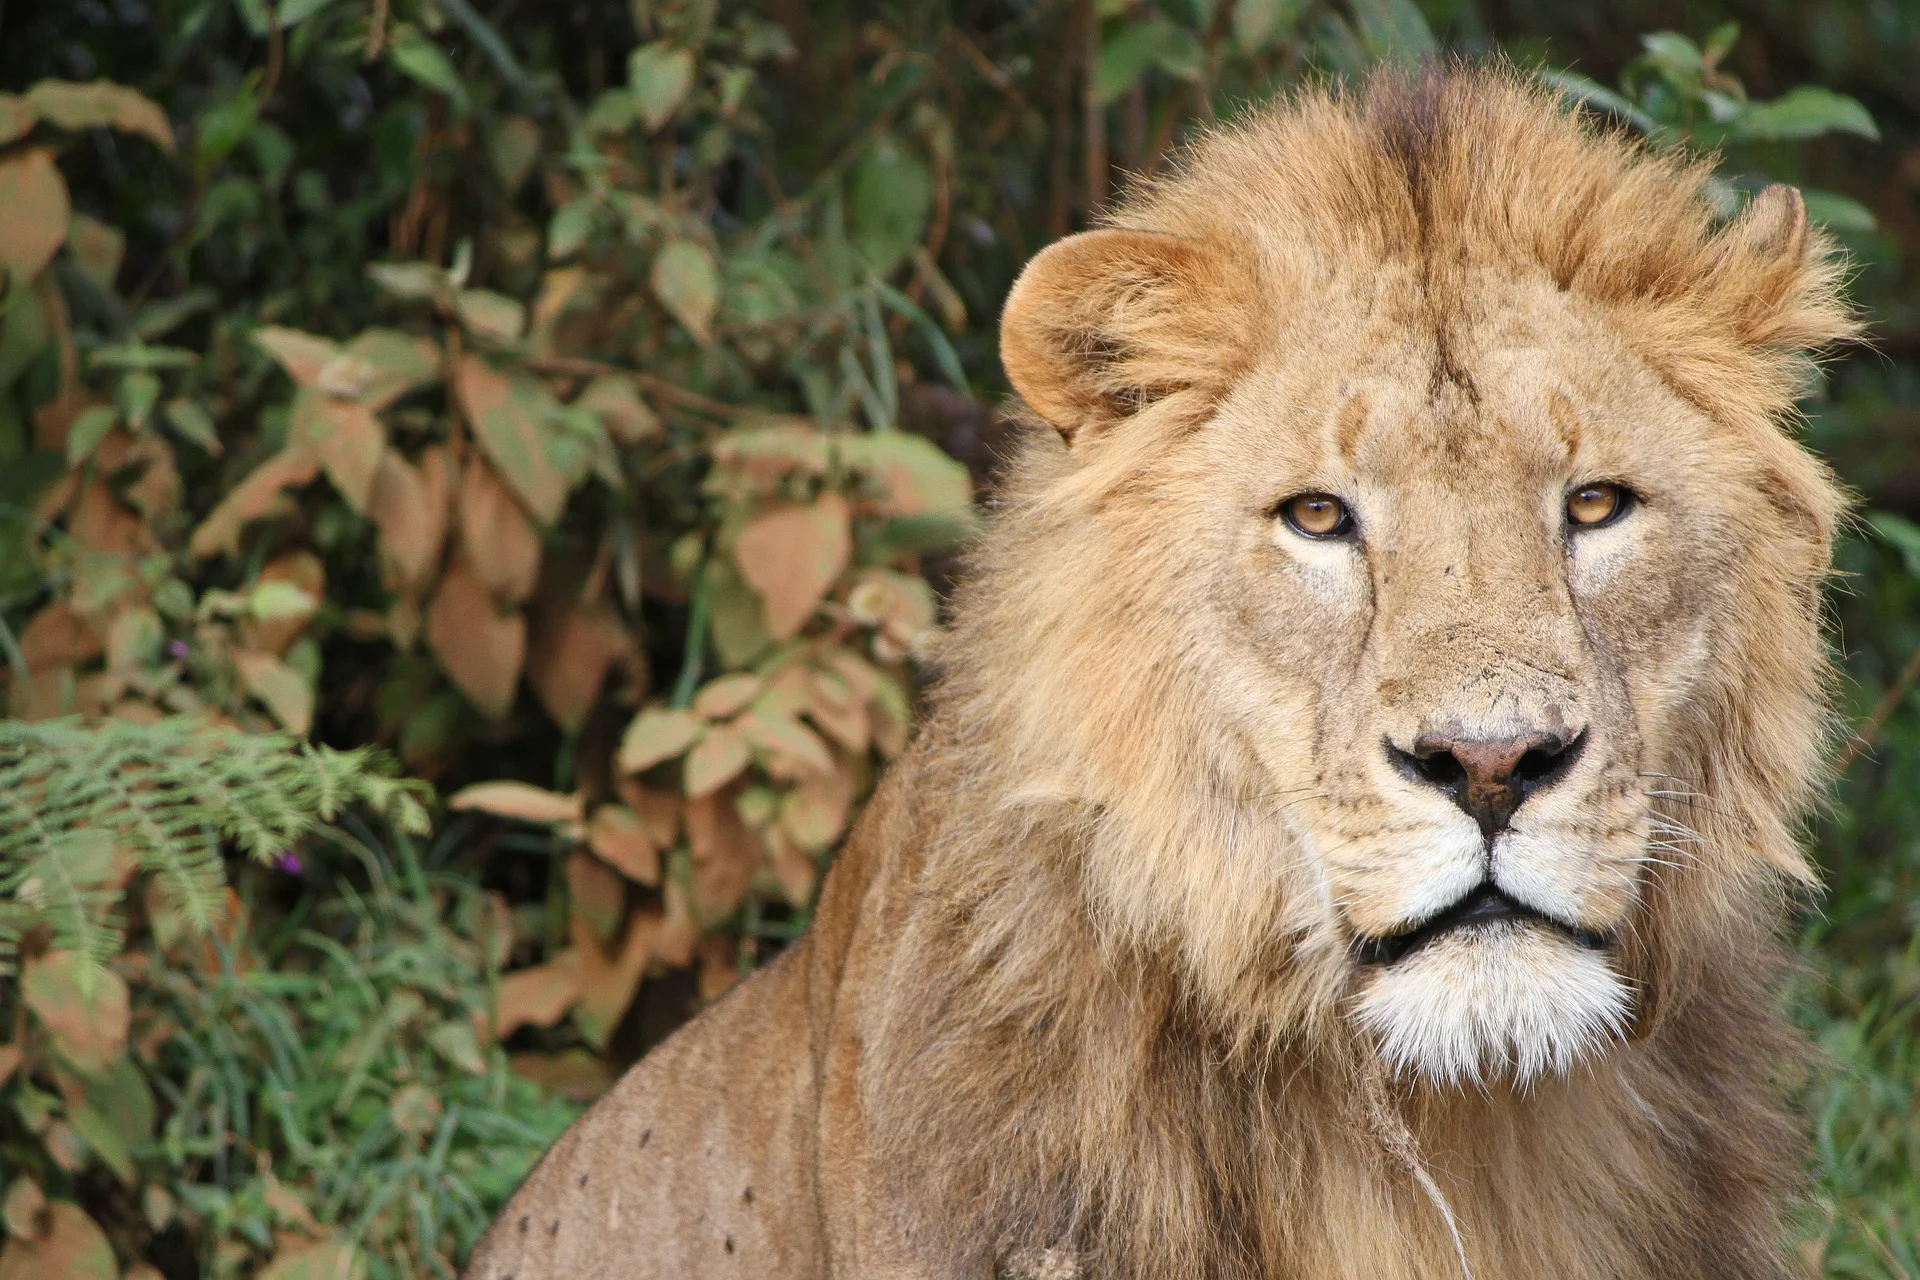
[167,640,190,660]
[273,850,303,875]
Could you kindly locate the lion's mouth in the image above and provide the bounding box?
[1353,884,1611,966]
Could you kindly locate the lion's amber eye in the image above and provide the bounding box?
[1279,493,1352,539]
[1566,483,1628,528]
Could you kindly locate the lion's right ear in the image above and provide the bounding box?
[999,229,1257,445]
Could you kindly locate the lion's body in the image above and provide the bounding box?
[467,67,1851,1280]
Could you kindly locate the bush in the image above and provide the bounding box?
[0,2,1915,1275]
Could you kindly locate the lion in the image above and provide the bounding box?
[465,66,1853,1280]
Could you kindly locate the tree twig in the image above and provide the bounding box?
[1835,638,1920,772]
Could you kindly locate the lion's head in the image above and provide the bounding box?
[965,68,1852,1089]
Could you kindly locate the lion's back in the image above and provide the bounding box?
[462,943,824,1280]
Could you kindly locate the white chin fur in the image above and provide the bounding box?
[1354,922,1630,1087]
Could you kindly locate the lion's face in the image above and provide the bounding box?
[1178,270,1743,1084]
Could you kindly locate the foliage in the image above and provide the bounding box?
[0,1,1914,1276]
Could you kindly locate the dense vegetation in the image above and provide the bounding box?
[0,2,1914,1277]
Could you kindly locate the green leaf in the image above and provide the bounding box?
[628,43,697,132]
[163,399,221,453]
[196,84,259,168]
[1348,0,1436,63]
[848,135,932,276]
[1729,86,1879,142]
[115,369,160,431]
[547,198,597,260]
[1093,19,1167,104]
[388,26,470,115]
[616,707,706,773]
[490,115,542,194]
[65,404,118,466]
[1702,21,1740,66]
[1800,189,1875,233]
[650,238,721,344]
[1868,512,1920,578]
[841,431,975,519]
[1234,0,1311,52]
[1639,31,1704,76]
[1539,68,1659,134]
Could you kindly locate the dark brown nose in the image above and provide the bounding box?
[1391,729,1583,836]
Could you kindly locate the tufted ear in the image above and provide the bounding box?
[1710,183,1854,354]
[999,229,1259,445]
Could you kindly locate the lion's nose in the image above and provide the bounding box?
[1392,729,1583,836]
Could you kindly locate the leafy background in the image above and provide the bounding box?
[0,1,1915,1277]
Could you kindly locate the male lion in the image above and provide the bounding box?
[467,67,1852,1280]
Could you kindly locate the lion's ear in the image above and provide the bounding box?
[999,229,1257,445]
[1711,183,1856,354]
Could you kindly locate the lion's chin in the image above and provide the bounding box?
[1353,921,1631,1088]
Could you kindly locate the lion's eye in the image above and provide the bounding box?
[1566,483,1629,529]
[1279,493,1352,539]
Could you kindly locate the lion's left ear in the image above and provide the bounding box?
[1710,183,1856,353]
[1000,228,1259,445]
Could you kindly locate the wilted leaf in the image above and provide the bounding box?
[456,288,527,343]
[455,354,570,523]
[693,673,762,720]
[0,1202,115,1280]
[0,95,32,146]
[458,459,542,604]
[567,850,626,942]
[426,555,527,718]
[572,910,657,1048]
[369,447,451,590]
[25,79,175,152]
[732,494,851,640]
[255,1239,369,1280]
[245,551,324,654]
[233,650,316,733]
[289,389,386,512]
[650,238,720,345]
[782,764,856,852]
[389,1082,444,1136]
[427,1019,487,1076]
[64,214,123,293]
[189,447,321,557]
[842,431,974,517]
[616,706,705,773]
[0,148,71,279]
[254,326,340,387]
[2,1178,45,1240]
[448,780,583,823]
[17,600,101,672]
[684,722,751,797]
[740,704,836,777]
[22,953,127,1076]
[342,328,441,410]
[573,375,658,445]
[526,598,630,733]
[684,790,759,921]
[588,804,659,885]
[628,43,696,131]
[493,953,581,1040]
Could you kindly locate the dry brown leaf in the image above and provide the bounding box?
[764,824,819,905]
[508,1049,611,1103]
[0,1201,115,1280]
[290,389,386,513]
[614,779,682,848]
[571,910,658,1049]
[26,79,175,153]
[683,721,751,797]
[566,851,626,943]
[781,764,856,852]
[0,148,70,279]
[655,877,699,969]
[587,803,659,885]
[692,673,762,720]
[458,459,541,604]
[255,1238,368,1280]
[616,706,704,773]
[731,494,851,640]
[189,447,321,558]
[368,448,451,591]
[22,954,127,1075]
[426,556,526,719]
[447,781,582,824]
[232,651,315,734]
[492,952,582,1041]
[16,600,100,671]
[696,934,739,1001]
[253,327,340,388]
[573,375,659,445]
[526,598,630,734]
[0,1046,21,1090]
[740,704,836,777]
[685,789,759,921]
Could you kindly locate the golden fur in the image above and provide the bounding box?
[466,66,1853,1280]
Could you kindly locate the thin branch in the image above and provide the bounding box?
[1835,639,1920,772]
